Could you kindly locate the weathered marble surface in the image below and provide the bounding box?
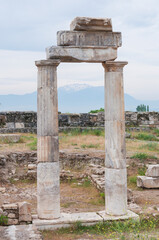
[146,164,159,177]
[46,46,117,63]
[70,17,112,32]
[137,176,159,188]
[57,31,121,47]
[37,162,60,219]
[37,136,59,162]
[36,60,60,137]
[105,168,127,216]
[103,61,128,169]
[33,210,139,230]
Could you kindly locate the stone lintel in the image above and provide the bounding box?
[57,31,121,47]
[70,17,112,32]
[46,46,117,63]
[35,59,60,67]
[103,61,128,72]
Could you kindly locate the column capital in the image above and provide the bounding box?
[102,61,128,72]
[35,59,60,67]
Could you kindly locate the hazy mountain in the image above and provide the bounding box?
[0,84,159,113]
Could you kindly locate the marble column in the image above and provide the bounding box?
[102,61,128,216]
[35,59,60,219]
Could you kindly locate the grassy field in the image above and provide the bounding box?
[1,128,159,159]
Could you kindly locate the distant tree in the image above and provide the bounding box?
[136,104,149,112]
[89,108,104,113]
[147,105,149,112]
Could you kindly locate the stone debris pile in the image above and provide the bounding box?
[137,164,159,188]
[0,202,32,225]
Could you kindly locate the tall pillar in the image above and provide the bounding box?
[102,61,128,216]
[35,59,60,219]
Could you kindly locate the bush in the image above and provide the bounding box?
[131,153,157,160]
[0,215,8,226]
[89,108,104,113]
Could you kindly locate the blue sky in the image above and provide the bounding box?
[0,0,159,99]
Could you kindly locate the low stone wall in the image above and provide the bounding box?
[0,202,32,225]
[0,151,105,183]
[0,111,159,133]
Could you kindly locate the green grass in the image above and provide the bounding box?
[81,143,100,149]
[42,216,159,239]
[63,128,104,137]
[153,129,159,137]
[61,202,75,208]
[128,176,137,184]
[138,166,147,176]
[71,143,77,146]
[135,133,158,141]
[27,138,37,150]
[0,215,8,226]
[139,142,159,151]
[130,153,157,160]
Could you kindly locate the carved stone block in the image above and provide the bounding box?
[46,46,117,63]
[57,31,121,47]
[70,17,112,32]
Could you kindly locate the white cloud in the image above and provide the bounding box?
[0,0,159,100]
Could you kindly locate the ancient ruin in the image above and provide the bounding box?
[34,17,137,226]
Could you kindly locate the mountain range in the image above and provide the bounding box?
[0,84,159,113]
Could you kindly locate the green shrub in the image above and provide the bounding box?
[130,153,157,160]
[135,133,158,141]
[0,215,8,226]
[89,108,104,113]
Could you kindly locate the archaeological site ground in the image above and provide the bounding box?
[0,17,159,240]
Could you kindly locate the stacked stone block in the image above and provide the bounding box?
[36,17,128,219]
[137,165,159,188]
[1,202,32,225]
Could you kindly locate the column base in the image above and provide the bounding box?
[105,168,127,216]
[37,162,60,219]
[33,210,139,230]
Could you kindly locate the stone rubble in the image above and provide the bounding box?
[1,202,32,226]
[137,164,159,188]
[86,164,134,203]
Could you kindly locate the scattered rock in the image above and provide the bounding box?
[18,202,32,222]
[0,187,6,193]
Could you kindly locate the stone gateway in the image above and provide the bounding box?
[35,17,128,220]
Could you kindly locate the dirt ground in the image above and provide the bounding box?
[1,131,159,239]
